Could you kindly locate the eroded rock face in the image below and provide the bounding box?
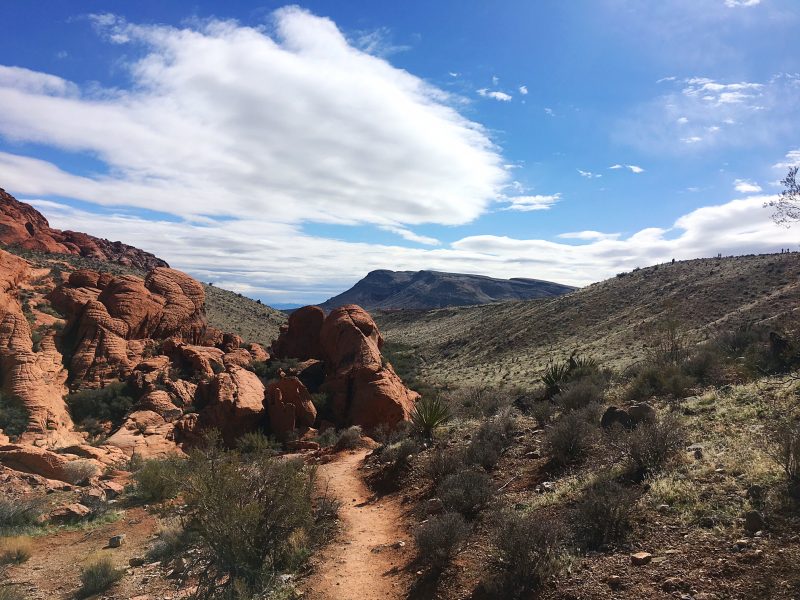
[279,304,418,431]
[49,268,208,386]
[0,188,168,271]
[105,410,185,459]
[272,305,325,361]
[266,375,317,439]
[194,366,266,445]
[0,250,77,447]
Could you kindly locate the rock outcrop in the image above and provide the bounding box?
[49,268,207,386]
[266,374,317,439]
[194,366,266,445]
[0,188,168,271]
[272,303,418,431]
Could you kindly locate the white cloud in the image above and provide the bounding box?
[504,194,561,212]
[724,0,761,6]
[544,107,555,117]
[492,75,499,85]
[519,85,528,95]
[578,169,602,179]
[683,136,703,144]
[558,231,620,241]
[378,225,440,246]
[609,164,623,170]
[0,9,508,228]
[774,149,800,170]
[477,88,512,101]
[676,116,689,124]
[627,165,645,174]
[733,179,762,194]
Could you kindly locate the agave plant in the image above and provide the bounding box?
[411,395,451,439]
[541,360,571,399]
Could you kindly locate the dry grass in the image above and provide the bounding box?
[0,536,33,564]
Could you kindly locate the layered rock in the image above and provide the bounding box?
[49,268,207,386]
[0,250,77,446]
[0,188,168,271]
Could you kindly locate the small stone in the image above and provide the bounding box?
[657,504,670,513]
[129,557,146,567]
[607,575,622,589]
[662,577,689,592]
[48,503,91,524]
[425,498,444,515]
[109,534,126,548]
[393,541,406,549]
[631,552,652,566]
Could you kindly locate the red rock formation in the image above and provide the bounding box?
[247,343,270,362]
[0,188,168,271]
[272,305,325,361]
[265,374,317,438]
[48,268,208,386]
[0,250,77,447]
[320,305,418,431]
[194,366,266,445]
[105,410,185,459]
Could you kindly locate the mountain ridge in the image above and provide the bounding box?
[320,268,576,311]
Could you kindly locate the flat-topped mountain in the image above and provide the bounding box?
[0,188,168,271]
[320,269,576,311]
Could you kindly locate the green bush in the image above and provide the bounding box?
[335,426,363,450]
[236,431,281,456]
[414,512,470,569]
[314,428,338,448]
[182,447,315,598]
[131,457,186,502]
[770,416,800,500]
[0,495,43,535]
[437,469,494,516]
[0,393,28,440]
[427,447,467,481]
[545,410,597,467]
[447,386,512,419]
[66,383,135,430]
[489,511,564,598]
[465,410,516,470]
[554,376,606,413]
[411,395,451,439]
[0,586,26,600]
[624,363,694,403]
[573,479,637,550]
[77,557,123,599]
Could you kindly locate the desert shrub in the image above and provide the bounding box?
[372,420,412,445]
[314,428,338,448]
[528,400,555,427]
[0,496,42,535]
[131,457,187,502]
[77,557,123,599]
[379,438,421,469]
[414,512,470,569]
[448,386,512,418]
[545,410,598,467]
[437,469,494,516]
[0,586,26,600]
[411,395,451,439]
[334,426,363,450]
[770,416,800,500]
[252,358,298,383]
[236,431,281,456]
[427,447,467,481]
[573,480,637,550]
[181,447,315,598]
[617,413,685,478]
[554,376,606,413]
[624,363,694,403]
[147,522,197,563]
[62,460,99,485]
[465,410,516,470]
[0,393,28,440]
[0,536,32,564]
[541,354,600,399]
[681,346,723,385]
[66,383,135,430]
[489,511,565,597]
[541,360,572,399]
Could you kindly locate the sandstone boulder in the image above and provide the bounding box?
[105,410,185,459]
[195,366,266,445]
[266,375,317,438]
[272,305,325,361]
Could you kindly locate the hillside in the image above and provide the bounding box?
[320,269,576,311]
[0,188,168,271]
[376,253,800,386]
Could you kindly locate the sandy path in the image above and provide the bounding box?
[301,449,412,600]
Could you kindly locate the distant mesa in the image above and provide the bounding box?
[320,269,576,311]
[0,188,168,272]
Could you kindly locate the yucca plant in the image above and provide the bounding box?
[411,396,451,439]
[541,361,571,399]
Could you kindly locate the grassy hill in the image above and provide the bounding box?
[376,253,800,387]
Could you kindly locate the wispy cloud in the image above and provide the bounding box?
[477,88,512,101]
[609,164,645,173]
[724,0,761,7]
[774,149,800,170]
[504,194,561,212]
[578,169,602,179]
[544,107,555,117]
[558,230,620,241]
[518,85,528,95]
[379,225,440,246]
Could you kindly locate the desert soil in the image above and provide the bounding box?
[301,449,413,600]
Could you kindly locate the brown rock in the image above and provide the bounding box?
[194,366,266,445]
[105,410,185,459]
[0,444,103,482]
[631,551,653,566]
[272,305,325,360]
[136,390,183,422]
[223,348,253,369]
[247,343,270,362]
[49,503,91,523]
[266,375,317,438]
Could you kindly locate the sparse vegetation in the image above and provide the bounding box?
[615,413,685,478]
[130,457,187,502]
[0,536,32,565]
[414,512,470,569]
[334,426,363,450]
[65,383,135,431]
[0,496,42,535]
[545,409,598,467]
[62,460,99,485]
[77,557,123,599]
[573,479,637,550]
[436,468,494,516]
[236,431,281,455]
[0,392,28,440]
[411,395,451,439]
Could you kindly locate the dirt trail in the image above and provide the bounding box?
[301,449,412,600]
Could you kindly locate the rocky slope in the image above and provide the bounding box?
[0,188,168,271]
[320,269,576,311]
[377,253,800,386]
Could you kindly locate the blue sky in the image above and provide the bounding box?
[0,0,798,305]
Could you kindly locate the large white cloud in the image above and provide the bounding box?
[0,8,508,228]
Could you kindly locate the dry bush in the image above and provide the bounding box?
[62,460,99,486]
[414,512,470,569]
[0,496,42,535]
[0,536,32,565]
[488,511,565,598]
[447,386,513,418]
[465,410,516,470]
[573,479,637,550]
[334,426,363,450]
[131,457,186,502]
[436,469,494,516]
[545,410,598,467]
[554,376,606,413]
[0,586,26,600]
[426,447,467,481]
[77,557,123,599]
[770,416,800,500]
[617,413,685,478]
